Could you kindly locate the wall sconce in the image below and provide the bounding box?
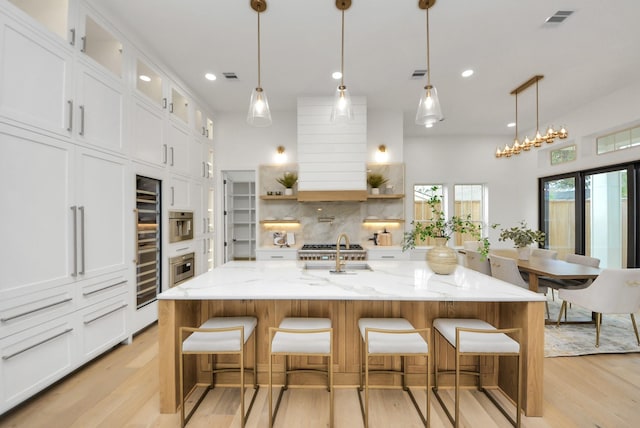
[375,144,389,163]
[275,145,287,163]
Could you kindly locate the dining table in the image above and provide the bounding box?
[513,257,602,293]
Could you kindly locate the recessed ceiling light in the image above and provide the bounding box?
[461,69,474,78]
[139,75,151,82]
[331,71,342,80]
[507,122,516,128]
[205,73,217,81]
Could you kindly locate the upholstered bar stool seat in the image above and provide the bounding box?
[179,316,259,428]
[432,318,522,428]
[268,317,333,428]
[358,318,431,428]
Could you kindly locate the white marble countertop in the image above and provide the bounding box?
[159,261,546,302]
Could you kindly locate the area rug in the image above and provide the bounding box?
[544,298,640,357]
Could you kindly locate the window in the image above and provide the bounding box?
[550,145,577,165]
[411,184,488,247]
[413,184,443,246]
[596,125,640,155]
[454,184,486,246]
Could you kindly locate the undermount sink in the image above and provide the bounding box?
[303,263,373,273]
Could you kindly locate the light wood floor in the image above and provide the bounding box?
[1,323,639,428]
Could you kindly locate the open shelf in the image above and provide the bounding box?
[367,194,405,199]
[260,195,297,200]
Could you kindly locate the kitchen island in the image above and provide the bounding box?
[158,261,545,416]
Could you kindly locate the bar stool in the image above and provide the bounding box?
[179,316,259,427]
[268,317,333,428]
[432,318,522,428]
[358,318,430,428]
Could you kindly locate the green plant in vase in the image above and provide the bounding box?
[276,172,297,195]
[498,220,545,260]
[367,173,388,195]
[402,186,490,273]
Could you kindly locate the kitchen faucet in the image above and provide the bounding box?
[334,233,350,273]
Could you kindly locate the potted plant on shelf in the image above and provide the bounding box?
[498,220,545,260]
[402,186,489,274]
[276,172,298,196]
[367,173,388,195]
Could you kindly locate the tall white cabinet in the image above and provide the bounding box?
[0,0,216,414]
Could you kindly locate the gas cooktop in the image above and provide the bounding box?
[300,244,364,251]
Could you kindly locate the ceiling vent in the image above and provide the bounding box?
[544,10,574,24]
[222,72,238,79]
[411,69,427,79]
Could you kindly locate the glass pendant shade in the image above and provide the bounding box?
[415,85,443,126]
[330,85,353,122]
[247,87,272,127]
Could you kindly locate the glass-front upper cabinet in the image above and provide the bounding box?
[136,59,163,106]
[81,15,122,77]
[170,88,189,124]
[8,0,72,42]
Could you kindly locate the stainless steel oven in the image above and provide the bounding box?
[169,253,195,287]
[169,211,193,243]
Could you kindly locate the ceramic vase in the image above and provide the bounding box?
[517,246,530,260]
[284,188,293,196]
[427,237,458,275]
[371,188,380,195]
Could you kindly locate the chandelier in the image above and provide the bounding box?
[496,75,568,158]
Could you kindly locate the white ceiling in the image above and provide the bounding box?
[89,0,640,138]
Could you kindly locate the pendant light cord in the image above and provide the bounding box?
[340,9,345,87]
[426,7,431,86]
[535,80,540,133]
[515,92,518,140]
[257,11,261,88]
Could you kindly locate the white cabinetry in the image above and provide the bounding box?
[0,15,73,136]
[256,249,297,260]
[366,247,409,260]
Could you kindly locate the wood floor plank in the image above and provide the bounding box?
[1,323,639,428]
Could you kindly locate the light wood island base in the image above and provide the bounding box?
[159,298,544,417]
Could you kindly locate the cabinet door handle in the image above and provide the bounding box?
[79,105,85,136]
[1,298,73,323]
[176,247,189,252]
[202,126,206,136]
[162,144,168,164]
[67,100,73,132]
[271,255,284,259]
[169,102,174,113]
[202,162,205,178]
[71,206,78,276]
[69,28,76,46]
[84,304,128,325]
[171,186,175,206]
[203,240,206,254]
[83,280,127,297]
[80,36,86,53]
[162,98,167,109]
[381,255,395,259]
[170,147,174,166]
[79,206,85,275]
[203,218,207,232]
[2,328,74,360]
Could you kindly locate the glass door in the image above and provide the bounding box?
[585,169,628,268]
[542,176,577,260]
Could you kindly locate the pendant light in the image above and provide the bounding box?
[415,0,443,127]
[330,0,353,122]
[247,0,272,127]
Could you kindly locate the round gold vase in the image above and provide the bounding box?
[427,237,458,275]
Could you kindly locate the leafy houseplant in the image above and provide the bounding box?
[498,220,545,248]
[498,220,545,260]
[402,186,489,273]
[276,172,297,195]
[367,173,388,194]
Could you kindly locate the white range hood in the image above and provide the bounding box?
[296,97,367,201]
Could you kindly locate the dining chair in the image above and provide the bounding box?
[542,253,601,305]
[465,249,491,276]
[490,254,549,319]
[556,268,640,347]
[530,248,558,259]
